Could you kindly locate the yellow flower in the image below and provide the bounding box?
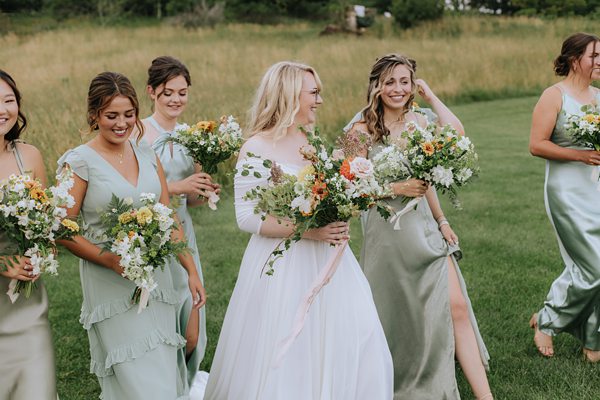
[422,142,435,156]
[584,114,596,123]
[30,188,48,203]
[297,165,316,182]
[118,212,133,224]
[136,207,153,225]
[196,120,216,132]
[61,219,80,233]
[412,101,419,109]
[128,231,136,239]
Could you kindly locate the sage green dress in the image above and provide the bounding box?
[0,141,57,400]
[58,142,188,400]
[536,88,600,350]
[360,144,489,400]
[144,116,207,386]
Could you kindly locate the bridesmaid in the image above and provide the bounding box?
[529,32,600,362]
[346,54,492,400]
[139,56,218,387]
[57,71,206,399]
[0,70,57,399]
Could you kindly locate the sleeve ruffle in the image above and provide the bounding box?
[56,147,89,181]
[234,157,270,235]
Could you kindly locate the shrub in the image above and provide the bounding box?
[390,0,444,28]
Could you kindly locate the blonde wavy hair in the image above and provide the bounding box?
[247,61,322,141]
[360,54,417,143]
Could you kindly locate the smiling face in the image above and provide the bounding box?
[149,74,189,120]
[0,79,18,139]
[380,64,413,113]
[294,72,322,126]
[96,95,137,145]
[575,40,600,80]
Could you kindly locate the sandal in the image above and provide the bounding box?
[529,313,554,357]
[583,348,600,363]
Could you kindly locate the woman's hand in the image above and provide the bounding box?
[415,79,436,103]
[303,222,349,245]
[391,179,428,198]
[0,256,37,281]
[440,224,459,246]
[174,173,217,198]
[107,253,124,276]
[577,150,600,166]
[188,274,207,309]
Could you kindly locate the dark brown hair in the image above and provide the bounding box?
[554,32,600,76]
[147,56,191,98]
[0,69,27,143]
[359,53,417,143]
[86,72,144,140]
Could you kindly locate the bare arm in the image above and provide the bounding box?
[416,79,464,134]
[425,187,458,245]
[57,173,121,272]
[529,86,600,164]
[156,157,206,308]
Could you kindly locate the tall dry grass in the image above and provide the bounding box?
[1,15,599,175]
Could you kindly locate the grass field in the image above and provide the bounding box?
[45,95,600,399]
[2,16,600,399]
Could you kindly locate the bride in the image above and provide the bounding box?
[203,61,393,400]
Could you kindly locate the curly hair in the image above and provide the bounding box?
[359,54,417,143]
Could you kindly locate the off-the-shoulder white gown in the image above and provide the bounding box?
[203,158,393,400]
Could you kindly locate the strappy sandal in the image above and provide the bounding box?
[529,313,554,357]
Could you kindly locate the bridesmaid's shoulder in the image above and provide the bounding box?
[239,133,271,160]
[347,120,368,134]
[13,141,43,162]
[536,85,563,111]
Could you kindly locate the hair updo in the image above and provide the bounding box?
[554,32,600,76]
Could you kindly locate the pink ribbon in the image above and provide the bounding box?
[207,191,220,211]
[272,239,348,368]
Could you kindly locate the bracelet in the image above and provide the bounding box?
[437,219,449,229]
[388,183,397,199]
[435,214,446,223]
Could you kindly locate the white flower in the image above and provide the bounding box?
[140,193,156,203]
[457,137,472,151]
[349,157,374,179]
[290,195,312,214]
[456,168,473,183]
[124,197,134,205]
[431,165,454,187]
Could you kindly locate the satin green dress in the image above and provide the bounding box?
[58,142,188,400]
[537,88,600,350]
[144,116,207,386]
[0,142,57,400]
[360,144,489,400]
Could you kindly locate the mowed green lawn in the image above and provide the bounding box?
[46,96,600,399]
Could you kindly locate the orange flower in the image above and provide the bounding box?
[29,188,48,203]
[312,180,328,200]
[128,231,136,239]
[436,141,444,150]
[196,120,216,132]
[340,158,355,180]
[422,142,435,156]
[25,180,41,190]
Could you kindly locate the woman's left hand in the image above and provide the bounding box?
[440,224,458,246]
[188,274,207,309]
[415,79,435,103]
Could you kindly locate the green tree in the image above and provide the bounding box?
[390,0,444,28]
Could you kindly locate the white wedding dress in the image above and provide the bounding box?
[203,158,393,400]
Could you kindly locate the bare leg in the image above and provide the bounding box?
[447,257,493,400]
[186,307,200,361]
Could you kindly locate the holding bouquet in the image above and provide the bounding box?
[99,192,187,313]
[0,168,79,302]
[168,115,243,209]
[241,128,388,275]
[564,104,600,187]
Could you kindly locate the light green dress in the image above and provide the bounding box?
[360,144,489,400]
[536,88,600,350]
[144,116,207,386]
[58,142,188,400]
[0,141,57,400]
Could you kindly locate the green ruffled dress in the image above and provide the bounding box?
[57,142,188,399]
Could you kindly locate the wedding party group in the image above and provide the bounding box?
[1,31,599,400]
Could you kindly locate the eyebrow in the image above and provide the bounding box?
[104,109,135,115]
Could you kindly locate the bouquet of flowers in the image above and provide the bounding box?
[99,192,187,313]
[169,115,243,210]
[241,129,389,276]
[0,167,79,302]
[564,104,600,151]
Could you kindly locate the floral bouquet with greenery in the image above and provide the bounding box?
[399,121,478,207]
[169,115,243,210]
[0,167,79,302]
[564,104,600,151]
[240,128,389,275]
[99,192,187,313]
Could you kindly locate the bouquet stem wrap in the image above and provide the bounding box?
[138,287,150,314]
[272,239,348,368]
[592,166,600,191]
[6,279,20,303]
[388,197,423,230]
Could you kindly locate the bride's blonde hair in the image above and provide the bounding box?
[247,61,322,141]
